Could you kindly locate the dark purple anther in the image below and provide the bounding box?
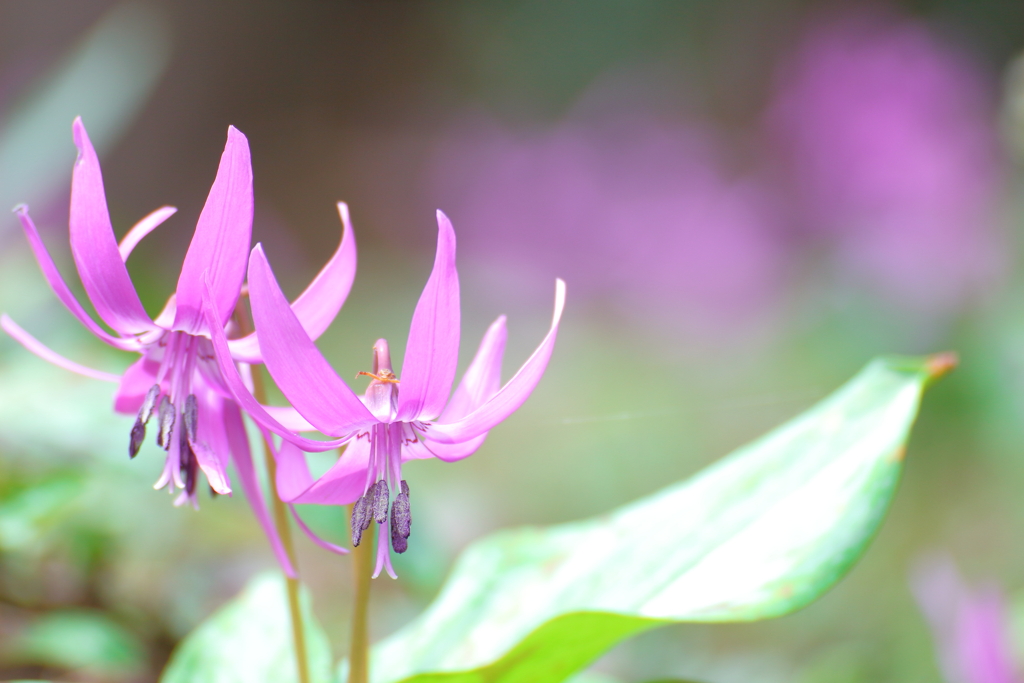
[390,480,411,553]
[372,479,389,524]
[156,396,175,449]
[183,394,198,443]
[129,419,145,458]
[351,493,372,546]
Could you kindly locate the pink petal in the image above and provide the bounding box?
[248,245,376,435]
[118,206,177,261]
[113,356,161,414]
[229,202,358,363]
[189,384,232,494]
[421,434,489,462]
[289,505,349,554]
[15,206,140,351]
[440,315,507,423]
[264,405,316,432]
[276,437,370,505]
[224,405,295,577]
[428,279,565,445]
[69,118,155,335]
[201,279,350,452]
[0,314,121,383]
[173,126,253,335]
[396,210,461,421]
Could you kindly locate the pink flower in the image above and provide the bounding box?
[912,555,1018,683]
[1,118,357,575]
[766,11,1005,314]
[203,211,565,578]
[430,115,783,333]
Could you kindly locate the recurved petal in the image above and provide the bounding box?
[119,206,177,261]
[69,118,155,335]
[290,505,349,554]
[113,356,161,414]
[15,207,140,351]
[276,437,370,505]
[224,404,295,577]
[0,314,122,383]
[428,279,565,445]
[187,387,232,495]
[396,210,460,421]
[173,126,253,335]
[201,280,349,453]
[439,315,507,423]
[248,245,376,435]
[422,433,489,462]
[263,405,317,432]
[229,201,357,363]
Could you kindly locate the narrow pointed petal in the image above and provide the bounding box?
[395,210,460,421]
[415,318,505,461]
[118,206,177,261]
[113,356,161,414]
[14,206,140,351]
[0,314,120,383]
[276,435,371,505]
[440,315,507,423]
[224,405,295,577]
[263,405,317,432]
[289,505,349,554]
[69,118,155,335]
[248,245,376,434]
[428,279,565,445]
[229,201,357,363]
[190,439,232,494]
[201,281,350,452]
[421,434,489,463]
[173,126,253,335]
[275,439,315,502]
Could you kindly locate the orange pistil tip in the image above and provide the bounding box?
[357,370,400,384]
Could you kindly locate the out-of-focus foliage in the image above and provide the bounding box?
[160,573,331,683]
[0,2,170,229]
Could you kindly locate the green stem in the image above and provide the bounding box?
[348,504,373,683]
[235,306,310,683]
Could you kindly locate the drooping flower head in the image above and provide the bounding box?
[1,118,358,574]
[203,211,565,578]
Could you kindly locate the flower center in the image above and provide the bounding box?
[129,330,202,505]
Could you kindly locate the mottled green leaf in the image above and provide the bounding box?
[364,355,953,683]
[161,572,332,683]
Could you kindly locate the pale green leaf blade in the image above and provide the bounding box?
[161,572,331,683]
[367,355,952,683]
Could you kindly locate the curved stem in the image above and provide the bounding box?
[348,504,373,683]
[234,307,310,683]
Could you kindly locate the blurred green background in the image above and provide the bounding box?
[2,1,1024,681]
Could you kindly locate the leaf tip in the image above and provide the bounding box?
[924,352,958,382]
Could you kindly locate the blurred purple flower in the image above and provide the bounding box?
[766,11,1005,314]
[1,118,357,575]
[203,212,565,578]
[430,113,784,334]
[912,555,1018,683]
